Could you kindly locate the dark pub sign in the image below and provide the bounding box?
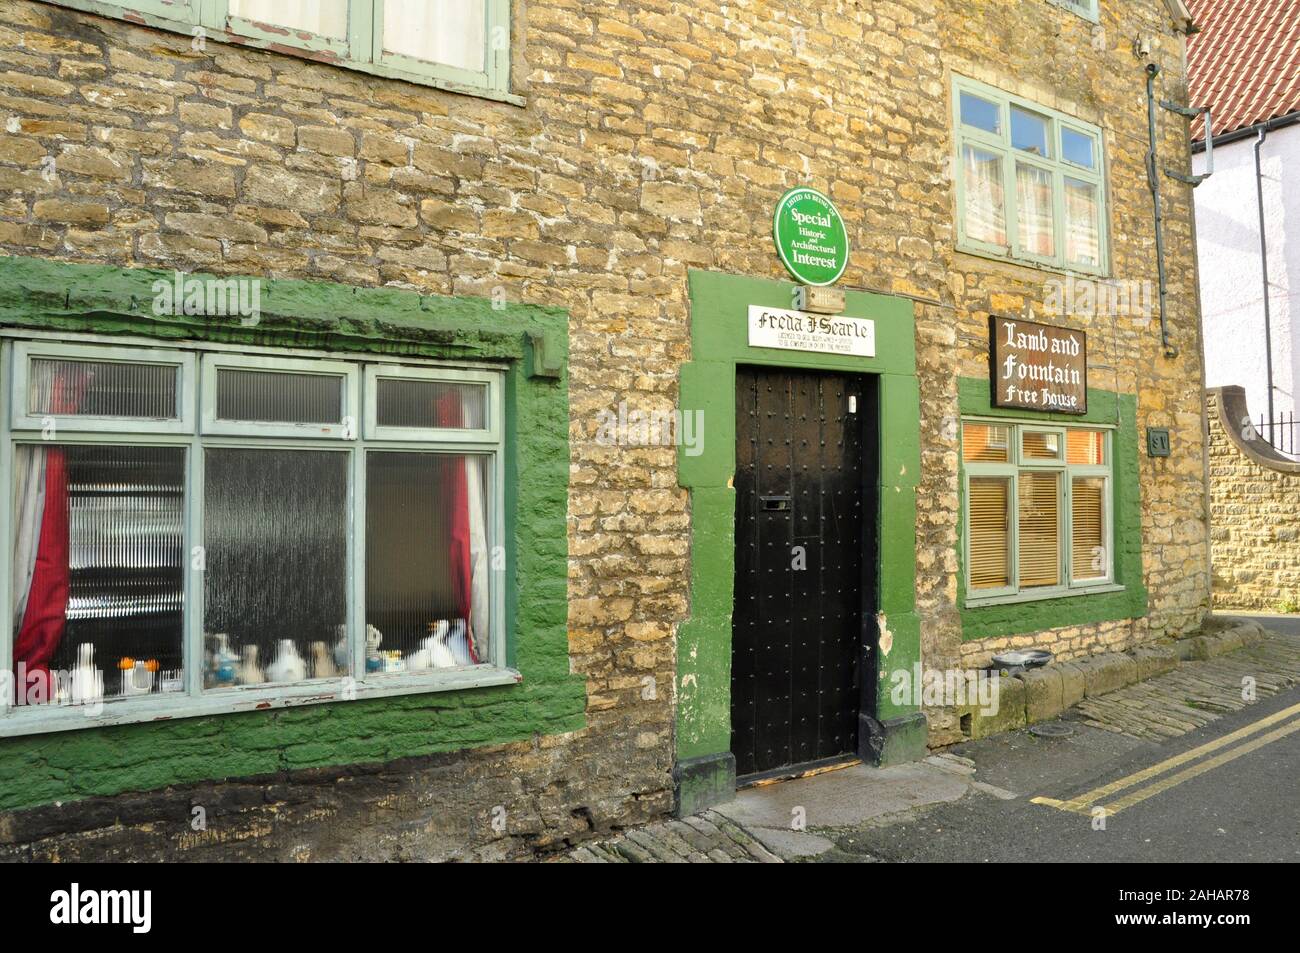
[989,315,1087,415]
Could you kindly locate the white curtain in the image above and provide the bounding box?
[229,0,349,39]
[1016,163,1054,257]
[466,455,489,662]
[383,0,486,72]
[963,145,1006,246]
[1065,178,1100,266]
[11,446,46,634]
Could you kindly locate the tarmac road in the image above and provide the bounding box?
[821,615,1300,863]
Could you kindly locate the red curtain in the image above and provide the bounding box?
[435,391,478,664]
[13,370,84,703]
[13,449,68,703]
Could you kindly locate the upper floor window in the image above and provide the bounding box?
[1048,0,1100,22]
[952,76,1108,274]
[48,0,511,100]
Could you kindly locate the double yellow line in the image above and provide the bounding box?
[1032,701,1300,817]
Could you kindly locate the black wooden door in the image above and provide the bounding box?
[731,366,875,779]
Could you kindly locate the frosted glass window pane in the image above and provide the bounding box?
[215,368,343,424]
[375,378,487,430]
[366,452,490,672]
[383,0,486,72]
[11,445,185,706]
[203,449,348,689]
[29,358,178,420]
[229,0,348,39]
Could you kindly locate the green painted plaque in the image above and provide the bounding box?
[772,187,849,286]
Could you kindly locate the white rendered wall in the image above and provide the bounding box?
[1193,123,1298,433]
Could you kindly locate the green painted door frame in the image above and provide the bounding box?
[674,271,927,815]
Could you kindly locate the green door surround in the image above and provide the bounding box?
[674,270,927,816]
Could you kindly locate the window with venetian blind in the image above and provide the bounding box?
[962,420,1113,603]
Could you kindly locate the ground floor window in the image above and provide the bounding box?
[2,336,504,728]
[962,418,1113,604]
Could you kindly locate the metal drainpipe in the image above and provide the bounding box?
[1254,127,1275,425]
[1145,63,1178,357]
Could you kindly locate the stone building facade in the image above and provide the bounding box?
[0,0,1207,859]
[1207,386,1300,612]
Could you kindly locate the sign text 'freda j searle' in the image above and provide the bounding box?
[990,316,1087,414]
[748,306,875,358]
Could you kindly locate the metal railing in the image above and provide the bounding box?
[1254,411,1299,459]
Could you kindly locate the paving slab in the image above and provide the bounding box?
[711,761,969,830]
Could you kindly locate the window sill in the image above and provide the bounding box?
[0,665,522,738]
[965,582,1124,610]
[954,244,1109,282]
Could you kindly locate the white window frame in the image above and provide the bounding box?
[962,417,1118,608]
[41,0,514,103]
[200,353,359,440]
[0,332,512,737]
[8,340,196,435]
[363,364,500,444]
[952,75,1109,274]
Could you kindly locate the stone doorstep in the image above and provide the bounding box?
[963,619,1271,739]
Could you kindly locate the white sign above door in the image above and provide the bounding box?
[747,306,876,358]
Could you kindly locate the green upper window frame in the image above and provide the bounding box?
[1048,0,1100,23]
[43,0,514,103]
[952,75,1109,275]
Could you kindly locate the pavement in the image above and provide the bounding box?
[555,614,1300,862]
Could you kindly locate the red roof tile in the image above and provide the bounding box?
[1186,0,1300,139]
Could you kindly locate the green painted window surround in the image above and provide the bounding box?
[956,377,1146,641]
[960,417,1116,607]
[0,255,581,811]
[951,74,1109,275]
[43,0,516,105]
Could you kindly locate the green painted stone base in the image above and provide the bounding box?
[673,751,736,817]
[859,712,929,767]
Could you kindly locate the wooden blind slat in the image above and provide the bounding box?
[1072,477,1105,579]
[1018,470,1059,588]
[969,477,1010,589]
[962,423,1010,463]
[1066,429,1105,465]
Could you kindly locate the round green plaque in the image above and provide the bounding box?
[772,187,849,286]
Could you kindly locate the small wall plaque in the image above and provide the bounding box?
[1147,428,1171,457]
